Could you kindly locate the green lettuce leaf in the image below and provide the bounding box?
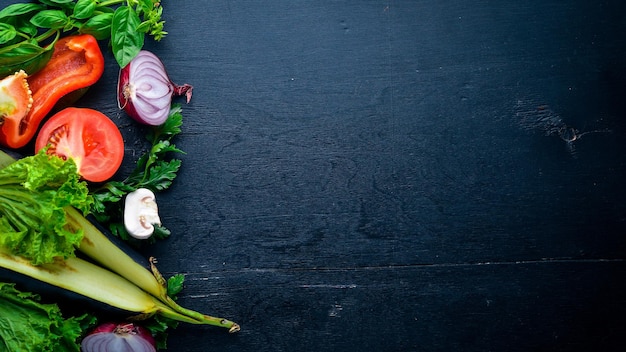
[0,282,95,352]
[0,150,93,265]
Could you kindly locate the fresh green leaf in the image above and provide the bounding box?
[136,0,155,15]
[15,20,39,38]
[79,12,113,40]
[72,0,96,20]
[167,274,185,299]
[39,0,75,6]
[149,104,184,140]
[147,159,182,191]
[30,10,69,29]
[151,223,171,241]
[111,5,144,68]
[136,20,151,33]
[142,315,179,350]
[151,140,184,157]
[0,38,56,77]
[0,282,96,352]
[0,23,16,45]
[1,0,168,68]
[0,150,93,265]
[0,3,44,20]
[93,5,115,14]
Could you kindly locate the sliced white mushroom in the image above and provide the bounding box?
[124,188,162,239]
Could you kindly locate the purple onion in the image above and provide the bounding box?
[118,50,193,125]
[81,322,156,352]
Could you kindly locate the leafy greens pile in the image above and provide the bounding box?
[0,282,95,352]
[0,0,166,76]
[0,150,92,265]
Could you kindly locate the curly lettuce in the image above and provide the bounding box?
[0,150,93,265]
[0,282,95,352]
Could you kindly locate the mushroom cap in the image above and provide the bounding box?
[124,188,162,239]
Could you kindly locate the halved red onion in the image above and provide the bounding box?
[81,322,156,352]
[118,50,193,126]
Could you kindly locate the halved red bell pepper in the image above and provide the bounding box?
[0,34,104,149]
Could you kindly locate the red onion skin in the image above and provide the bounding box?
[118,50,193,126]
[81,322,156,352]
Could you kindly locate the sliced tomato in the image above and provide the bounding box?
[35,107,124,182]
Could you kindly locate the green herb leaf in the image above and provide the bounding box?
[0,27,59,91]
[1,0,167,68]
[79,12,113,40]
[111,5,144,68]
[0,38,56,78]
[30,10,69,29]
[0,282,96,352]
[142,315,179,350]
[15,20,39,38]
[136,0,155,15]
[0,23,17,45]
[150,104,183,140]
[0,3,44,20]
[72,0,96,20]
[39,0,75,6]
[167,274,185,299]
[130,154,182,191]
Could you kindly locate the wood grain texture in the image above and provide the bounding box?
[4,0,626,350]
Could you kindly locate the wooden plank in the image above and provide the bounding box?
[162,261,626,351]
[4,0,623,350]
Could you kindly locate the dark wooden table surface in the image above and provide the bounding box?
[13,0,626,351]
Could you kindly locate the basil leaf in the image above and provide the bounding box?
[16,21,38,38]
[0,23,17,45]
[0,3,44,20]
[136,21,151,33]
[94,6,115,14]
[73,0,96,20]
[30,10,69,29]
[136,0,154,15]
[0,40,42,58]
[80,12,113,40]
[0,40,55,77]
[111,5,144,68]
[39,0,75,5]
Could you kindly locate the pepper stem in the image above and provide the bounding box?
[148,256,240,332]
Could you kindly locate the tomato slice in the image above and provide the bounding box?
[35,107,124,182]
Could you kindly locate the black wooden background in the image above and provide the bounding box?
[8,0,626,351]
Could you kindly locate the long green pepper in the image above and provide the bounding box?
[0,149,240,332]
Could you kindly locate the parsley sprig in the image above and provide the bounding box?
[91,104,185,242]
[0,0,166,75]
